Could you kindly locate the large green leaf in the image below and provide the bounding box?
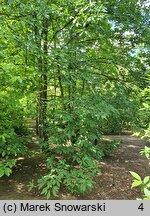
[129,171,142,181]
[131,180,142,188]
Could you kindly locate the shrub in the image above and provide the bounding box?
[33,138,121,198]
[0,159,16,177]
[37,139,100,198]
[35,93,121,198]
[130,146,150,200]
[0,92,28,177]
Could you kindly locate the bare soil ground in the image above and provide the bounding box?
[0,133,149,200]
[79,135,150,200]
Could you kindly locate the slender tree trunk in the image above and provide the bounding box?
[37,57,43,137]
[34,16,49,144]
[39,18,48,142]
[57,68,66,111]
[33,12,41,135]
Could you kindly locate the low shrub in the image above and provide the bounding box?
[130,146,150,200]
[30,138,121,198]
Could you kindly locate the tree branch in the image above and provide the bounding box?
[50,11,80,42]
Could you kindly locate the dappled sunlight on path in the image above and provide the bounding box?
[78,135,150,200]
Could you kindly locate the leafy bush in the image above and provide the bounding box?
[130,172,150,200]
[140,146,150,159]
[0,131,27,177]
[135,87,150,130]
[37,164,95,199]
[35,137,121,198]
[37,139,99,198]
[35,93,121,198]
[0,130,27,159]
[0,159,16,177]
[38,171,63,199]
[64,169,94,194]
[0,92,28,177]
[130,146,150,200]
[100,85,138,134]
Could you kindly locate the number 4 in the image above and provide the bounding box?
[138,203,144,211]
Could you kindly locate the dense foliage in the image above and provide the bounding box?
[0,0,149,197]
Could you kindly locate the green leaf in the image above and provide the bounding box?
[4,167,12,176]
[46,191,51,199]
[28,180,34,192]
[52,186,58,197]
[147,182,150,188]
[0,169,5,178]
[2,151,6,157]
[6,159,16,168]
[47,181,52,188]
[10,159,16,166]
[131,180,142,188]
[41,187,48,195]
[144,188,150,197]
[144,176,150,185]
[129,171,142,181]
[38,180,46,189]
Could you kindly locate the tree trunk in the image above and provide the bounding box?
[39,18,48,142]
[34,16,49,146]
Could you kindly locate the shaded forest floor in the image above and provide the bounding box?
[0,129,149,200]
